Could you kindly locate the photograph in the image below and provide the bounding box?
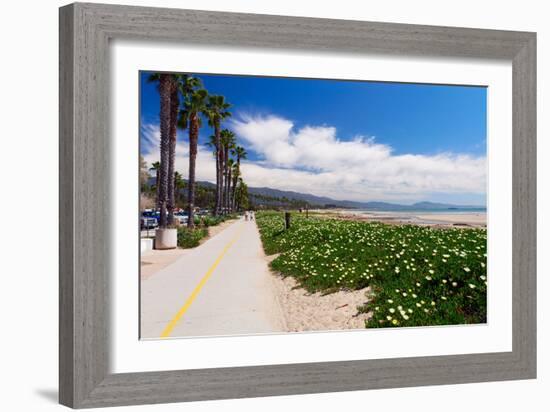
[139,71,487,339]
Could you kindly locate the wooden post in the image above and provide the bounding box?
[306,204,309,218]
[284,211,291,230]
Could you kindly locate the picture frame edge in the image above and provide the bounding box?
[59,2,75,408]
[59,2,537,408]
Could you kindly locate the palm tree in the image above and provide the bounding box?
[230,161,239,212]
[230,146,248,211]
[147,73,173,228]
[220,129,236,213]
[166,75,180,225]
[174,171,185,208]
[164,74,203,225]
[234,177,249,211]
[148,160,160,202]
[206,95,232,216]
[226,158,235,212]
[178,88,209,228]
[231,146,248,166]
[140,155,150,190]
[205,135,219,165]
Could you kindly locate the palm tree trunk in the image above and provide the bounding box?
[224,146,229,212]
[167,79,179,226]
[231,164,239,212]
[187,114,199,228]
[218,148,224,214]
[226,171,231,211]
[214,123,222,216]
[220,153,225,213]
[235,180,242,211]
[155,168,160,209]
[227,167,233,212]
[158,74,171,229]
[220,146,226,214]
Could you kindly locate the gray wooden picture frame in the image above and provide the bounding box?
[59,2,536,408]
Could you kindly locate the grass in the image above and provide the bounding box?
[255,211,487,328]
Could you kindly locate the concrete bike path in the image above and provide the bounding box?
[140,217,286,339]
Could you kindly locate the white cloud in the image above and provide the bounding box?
[230,114,486,203]
[141,114,486,204]
[232,114,391,171]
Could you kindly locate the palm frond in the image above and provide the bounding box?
[177,109,190,130]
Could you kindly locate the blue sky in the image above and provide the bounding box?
[140,71,487,205]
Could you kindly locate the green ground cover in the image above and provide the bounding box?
[256,211,487,328]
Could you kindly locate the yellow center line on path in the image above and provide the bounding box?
[160,225,244,338]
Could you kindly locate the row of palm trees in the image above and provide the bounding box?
[148,73,248,229]
[208,129,248,213]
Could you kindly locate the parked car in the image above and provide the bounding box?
[141,211,158,230]
[173,212,189,225]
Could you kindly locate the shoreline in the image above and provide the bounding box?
[311,208,487,228]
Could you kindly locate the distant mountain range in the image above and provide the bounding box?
[246,186,485,211]
[146,177,484,211]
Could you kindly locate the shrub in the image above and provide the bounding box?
[200,214,239,227]
[177,227,208,248]
[201,215,224,227]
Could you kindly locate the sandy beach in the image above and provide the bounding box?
[264,254,371,332]
[270,275,371,332]
[312,209,486,228]
[415,213,486,226]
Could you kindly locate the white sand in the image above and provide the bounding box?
[415,213,486,226]
[266,253,371,332]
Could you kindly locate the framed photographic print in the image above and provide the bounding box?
[59,2,536,408]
